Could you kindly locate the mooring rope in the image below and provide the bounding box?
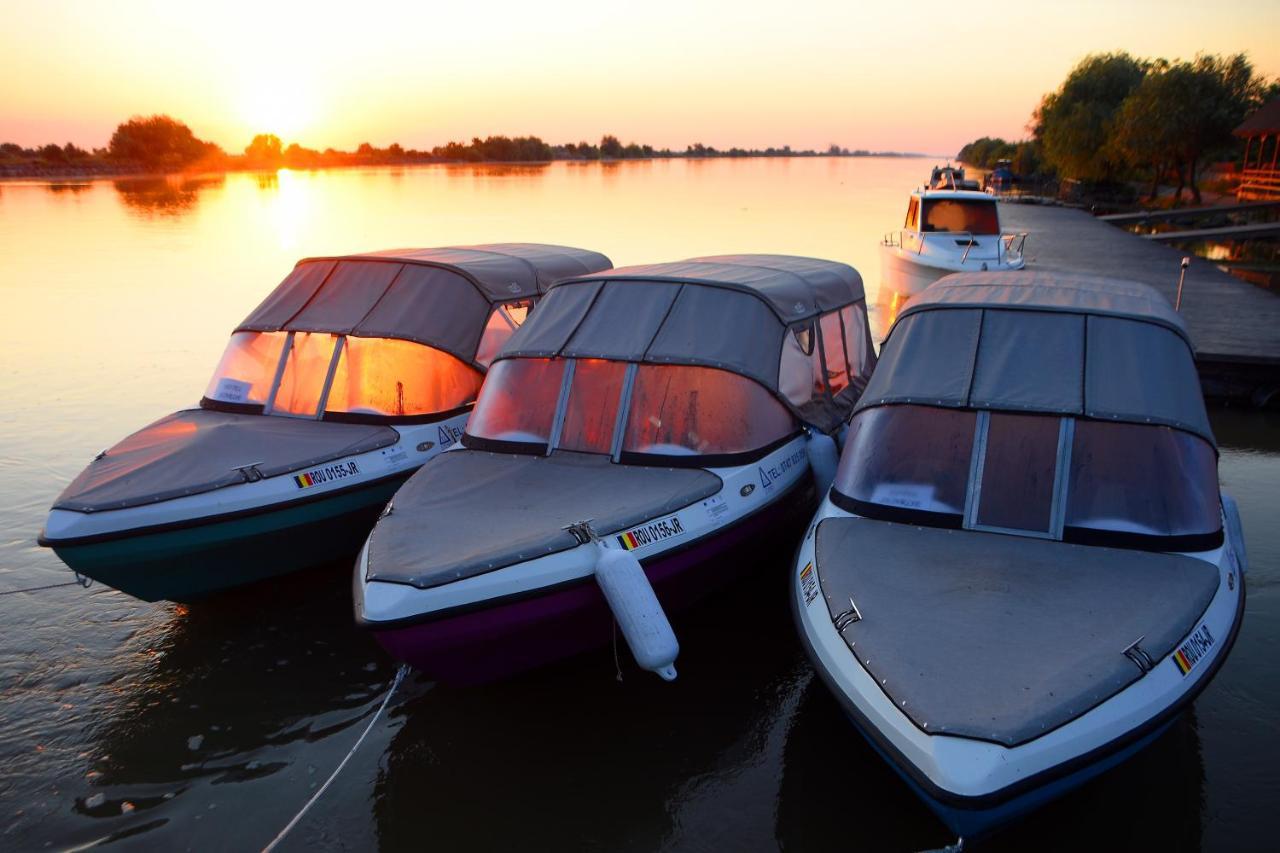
[0,573,91,596]
[262,663,408,853]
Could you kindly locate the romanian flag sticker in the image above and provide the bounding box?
[1172,624,1215,676]
[616,515,685,551]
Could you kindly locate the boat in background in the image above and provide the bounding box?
[356,254,878,684]
[39,244,612,602]
[879,187,1028,305]
[928,163,980,191]
[793,270,1246,838]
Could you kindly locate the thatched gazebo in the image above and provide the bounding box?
[1236,97,1280,200]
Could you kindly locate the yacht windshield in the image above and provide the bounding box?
[832,404,1221,549]
[921,199,999,235]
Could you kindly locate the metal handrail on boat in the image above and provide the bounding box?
[884,229,1030,268]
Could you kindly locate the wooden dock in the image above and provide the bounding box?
[1098,200,1280,224]
[1143,221,1280,242]
[999,202,1280,404]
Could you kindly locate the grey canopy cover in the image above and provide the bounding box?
[365,450,722,589]
[235,244,612,367]
[498,254,870,431]
[53,409,398,513]
[857,271,1214,444]
[815,517,1218,746]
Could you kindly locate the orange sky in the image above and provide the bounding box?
[1,0,1277,154]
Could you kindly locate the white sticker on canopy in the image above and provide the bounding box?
[213,377,252,403]
[869,483,936,511]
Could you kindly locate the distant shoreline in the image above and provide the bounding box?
[0,152,936,183]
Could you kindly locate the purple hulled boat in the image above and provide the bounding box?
[353,254,877,683]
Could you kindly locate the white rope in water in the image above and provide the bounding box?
[262,664,408,853]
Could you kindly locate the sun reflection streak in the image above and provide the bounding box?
[268,168,311,251]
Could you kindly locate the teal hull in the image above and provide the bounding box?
[48,475,409,603]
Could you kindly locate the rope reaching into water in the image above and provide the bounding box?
[0,574,91,596]
[262,664,408,853]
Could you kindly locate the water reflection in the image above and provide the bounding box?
[776,682,1206,850]
[254,171,279,191]
[113,174,226,217]
[375,541,803,852]
[45,181,92,195]
[52,563,395,851]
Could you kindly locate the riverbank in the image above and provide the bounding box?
[1,150,933,182]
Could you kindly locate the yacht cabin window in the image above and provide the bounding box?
[905,197,920,230]
[920,199,999,235]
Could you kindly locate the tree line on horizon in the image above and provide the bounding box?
[956,52,1278,204]
[1,116,921,173]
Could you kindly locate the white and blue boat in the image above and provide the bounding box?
[792,271,1247,838]
[39,244,611,601]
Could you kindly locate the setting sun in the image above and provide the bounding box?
[238,77,318,142]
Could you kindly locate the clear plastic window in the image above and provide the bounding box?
[779,327,815,408]
[1066,421,1219,537]
[559,359,628,454]
[835,405,975,515]
[203,331,287,405]
[466,358,566,445]
[623,364,796,457]
[475,300,533,368]
[819,311,850,394]
[974,413,1061,532]
[326,337,482,417]
[921,199,999,235]
[271,332,340,417]
[841,304,870,380]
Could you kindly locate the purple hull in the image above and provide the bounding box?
[371,481,813,684]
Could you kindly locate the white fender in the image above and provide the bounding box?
[806,429,838,496]
[593,544,679,681]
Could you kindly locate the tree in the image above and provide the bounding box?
[1032,53,1147,182]
[108,115,214,168]
[599,134,624,158]
[244,133,283,164]
[1112,53,1269,202]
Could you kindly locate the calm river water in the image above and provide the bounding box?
[0,159,1276,851]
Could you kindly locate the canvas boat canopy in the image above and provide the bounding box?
[496,254,875,433]
[53,409,398,513]
[366,450,722,589]
[857,271,1213,444]
[202,244,612,421]
[235,244,612,368]
[814,517,1219,746]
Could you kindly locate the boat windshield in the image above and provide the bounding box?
[466,357,799,463]
[832,404,1222,550]
[203,330,483,420]
[920,199,999,235]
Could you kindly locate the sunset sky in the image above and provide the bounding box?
[2,0,1277,155]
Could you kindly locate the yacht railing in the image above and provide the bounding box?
[882,229,1031,266]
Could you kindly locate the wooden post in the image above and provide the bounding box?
[1242,136,1251,171]
[1271,133,1278,170]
